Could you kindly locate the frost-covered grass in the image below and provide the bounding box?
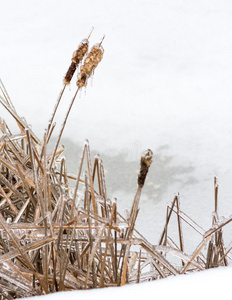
[1,1,232,298]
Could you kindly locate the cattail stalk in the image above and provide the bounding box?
[120,150,153,285]
[47,38,90,135]
[49,40,104,170]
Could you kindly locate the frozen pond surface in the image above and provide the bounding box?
[1,0,232,251]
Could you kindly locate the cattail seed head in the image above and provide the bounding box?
[63,62,77,85]
[71,38,89,64]
[76,43,104,88]
[138,149,153,188]
[63,39,89,85]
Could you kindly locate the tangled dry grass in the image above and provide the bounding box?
[0,32,231,299]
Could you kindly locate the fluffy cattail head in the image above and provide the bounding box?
[63,62,76,85]
[63,39,89,85]
[76,43,104,88]
[138,149,153,188]
[71,38,89,64]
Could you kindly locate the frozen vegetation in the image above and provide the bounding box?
[1,0,232,299]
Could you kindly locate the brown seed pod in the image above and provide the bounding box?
[138,149,153,188]
[72,38,89,64]
[63,39,89,85]
[63,61,76,85]
[76,43,104,88]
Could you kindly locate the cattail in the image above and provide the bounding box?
[138,149,153,188]
[63,39,89,85]
[76,42,104,88]
[48,33,93,135]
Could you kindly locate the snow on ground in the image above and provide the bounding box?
[25,267,232,300]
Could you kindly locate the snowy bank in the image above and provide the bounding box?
[25,267,232,300]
